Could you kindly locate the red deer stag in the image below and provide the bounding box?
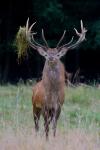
[26,18,87,139]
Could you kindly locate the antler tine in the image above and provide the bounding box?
[26,18,29,35]
[81,20,84,31]
[25,18,37,49]
[28,22,36,33]
[74,20,87,37]
[26,18,47,50]
[56,20,87,58]
[58,36,74,50]
[56,30,66,48]
[42,29,49,48]
[26,18,36,37]
[31,33,47,48]
[74,28,80,36]
[68,20,87,48]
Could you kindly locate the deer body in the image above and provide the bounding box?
[42,62,65,137]
[42,58,65,108]
[32,81,44,132]
[32,81,45,109]
[26,18,87,139]
[32,53,65,138]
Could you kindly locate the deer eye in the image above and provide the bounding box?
[44,54,48,58]
[56,54,60,57]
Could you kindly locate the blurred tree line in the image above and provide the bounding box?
[0,0,100,83]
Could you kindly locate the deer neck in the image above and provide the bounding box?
[44,60,60,78]
[42,60,64,90]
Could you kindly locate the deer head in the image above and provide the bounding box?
[26,18,87,66]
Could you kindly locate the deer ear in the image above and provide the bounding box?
[37,47,48,59]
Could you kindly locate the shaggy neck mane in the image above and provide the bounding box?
[42,60,65,91]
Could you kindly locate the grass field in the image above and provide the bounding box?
[0,83,100,150]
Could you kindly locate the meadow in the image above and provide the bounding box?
[0,82,100,150]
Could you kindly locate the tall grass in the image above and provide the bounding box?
[0,83,100,149]
[62,85,100,130]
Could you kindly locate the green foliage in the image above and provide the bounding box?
[40,1,64,21]
[32,0,65,37]
[91,20,100,48]
[33,0,64,19]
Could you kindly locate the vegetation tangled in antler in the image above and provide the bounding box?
[15,26,29,61]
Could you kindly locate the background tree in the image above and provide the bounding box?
[0,0,100,83]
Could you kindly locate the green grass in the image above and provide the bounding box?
[0,84,33,130]
[0,83,100,131]
[0,83,100,149]
[60,85,100,130]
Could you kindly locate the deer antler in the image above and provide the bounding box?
[42,29,49,48]
[56,30,66,48]
[26,18,50,58]
[26,18,48,50]
[56,20,87,58]
[26,19,87,59]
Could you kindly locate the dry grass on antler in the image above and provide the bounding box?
[15,26,29,61]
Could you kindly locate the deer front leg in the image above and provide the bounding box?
[43,108,50,140]
[52,106,61,137]
[33,106,41,132]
